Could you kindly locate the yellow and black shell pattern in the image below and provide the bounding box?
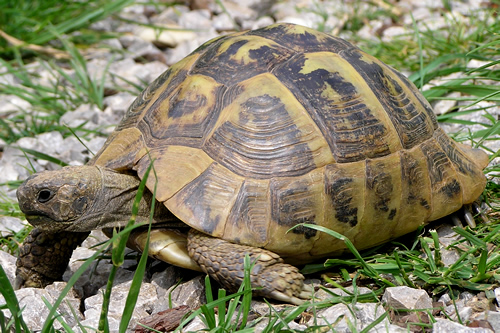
[91,23,488,263]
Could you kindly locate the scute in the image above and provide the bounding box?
[95,23,488,258]
[273,51,400,162]
[190,35,295,86]
[203,72,334,178]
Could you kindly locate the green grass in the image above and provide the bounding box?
[0,1,499,332]
[0,0,134,58]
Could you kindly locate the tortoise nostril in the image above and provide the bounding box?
[37,190,53,203]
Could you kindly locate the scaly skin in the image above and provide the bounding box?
[187,229,312,305]
[15,228,89,288]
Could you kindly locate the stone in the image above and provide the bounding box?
[136,61,170,85]
[150,5,190,26]
[435,224,462,266]
[103,92,136,116]
[495,288,500,307]
[250,301,291,317]
[313,285,374,301]
[433,318,494,333]
[162,275,206,310]
[315,302,405,332]
[125,36,166,64]
[138,25,198,48]
[210,0,258,23]
[60,104,102,130]
[0,250,17,286]
[64,246,137,299]
[179,9,213,30]
[382,286,433,310]
[0,95,32,117]
[240,16,275,30]
[212,12,238,32]
[227,0,276,18]
[150,266,183,301]
[0,282,83,331]
[433,92,461,115]
[181,315,206,332]
[0,216,26,236]
[382,25,411,41]
[444,300,472,322]
[474,311,500,332]
[254,317,307,332]
[77,280,158,332]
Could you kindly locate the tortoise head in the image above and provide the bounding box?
[17,166,103,232]
[17,165,172,232]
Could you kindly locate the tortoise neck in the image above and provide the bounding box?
[75,167,174,231]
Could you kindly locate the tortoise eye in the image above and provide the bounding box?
[37,189,53,203]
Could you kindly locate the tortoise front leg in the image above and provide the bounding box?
[187,230,312,305]
[15,228,89,289]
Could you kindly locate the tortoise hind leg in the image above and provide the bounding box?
[187,230,312,305]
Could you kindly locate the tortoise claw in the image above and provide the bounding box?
[473,201,490,224]
[450,214,463,228]
[463,207,476,228]
[451,200,489,229]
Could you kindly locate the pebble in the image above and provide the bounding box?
[0,282,82,331]
[0,250,17,285]
[433,318,494,333]
[0,216,26,237]
[382,286,433,310]
[77,280,158,332]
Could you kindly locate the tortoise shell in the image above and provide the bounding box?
[90,23,487,263]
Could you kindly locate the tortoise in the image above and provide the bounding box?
[15,23,488,305]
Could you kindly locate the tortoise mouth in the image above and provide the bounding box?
[23,213,75,232]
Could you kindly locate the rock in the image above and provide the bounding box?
[254,317,307,332]
[64,246,137,299]
[150,5,190,26]
[250,301,290,317]
[0,282,82,331]
[313,285,374,301]
[226,0,276,18]
[103,92,137,117]
[433,318,494,333]
[315,302,405,332]
[0,216,26,236]
[138,25,198,48]
[212,13,237,32]
[495,288,500,307]
[0,95,32,117]
[150,266,183,300]
[382,286,432,310]
[124,36,166,63]
[77,280,158,332]
[240,16,275,30]
[444,300,473,322]
[136,61,170,85]
[382,26,411,42]
[182,315,206,332]
[210,0,258,23]
[61,104,122,134]
[435,224,462,266]
[464,292,494,313]
[433,92,461,115]
[178,9,213,30]
[0,250,17,286]
[474,311,500,332]
[161,275,206,310]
